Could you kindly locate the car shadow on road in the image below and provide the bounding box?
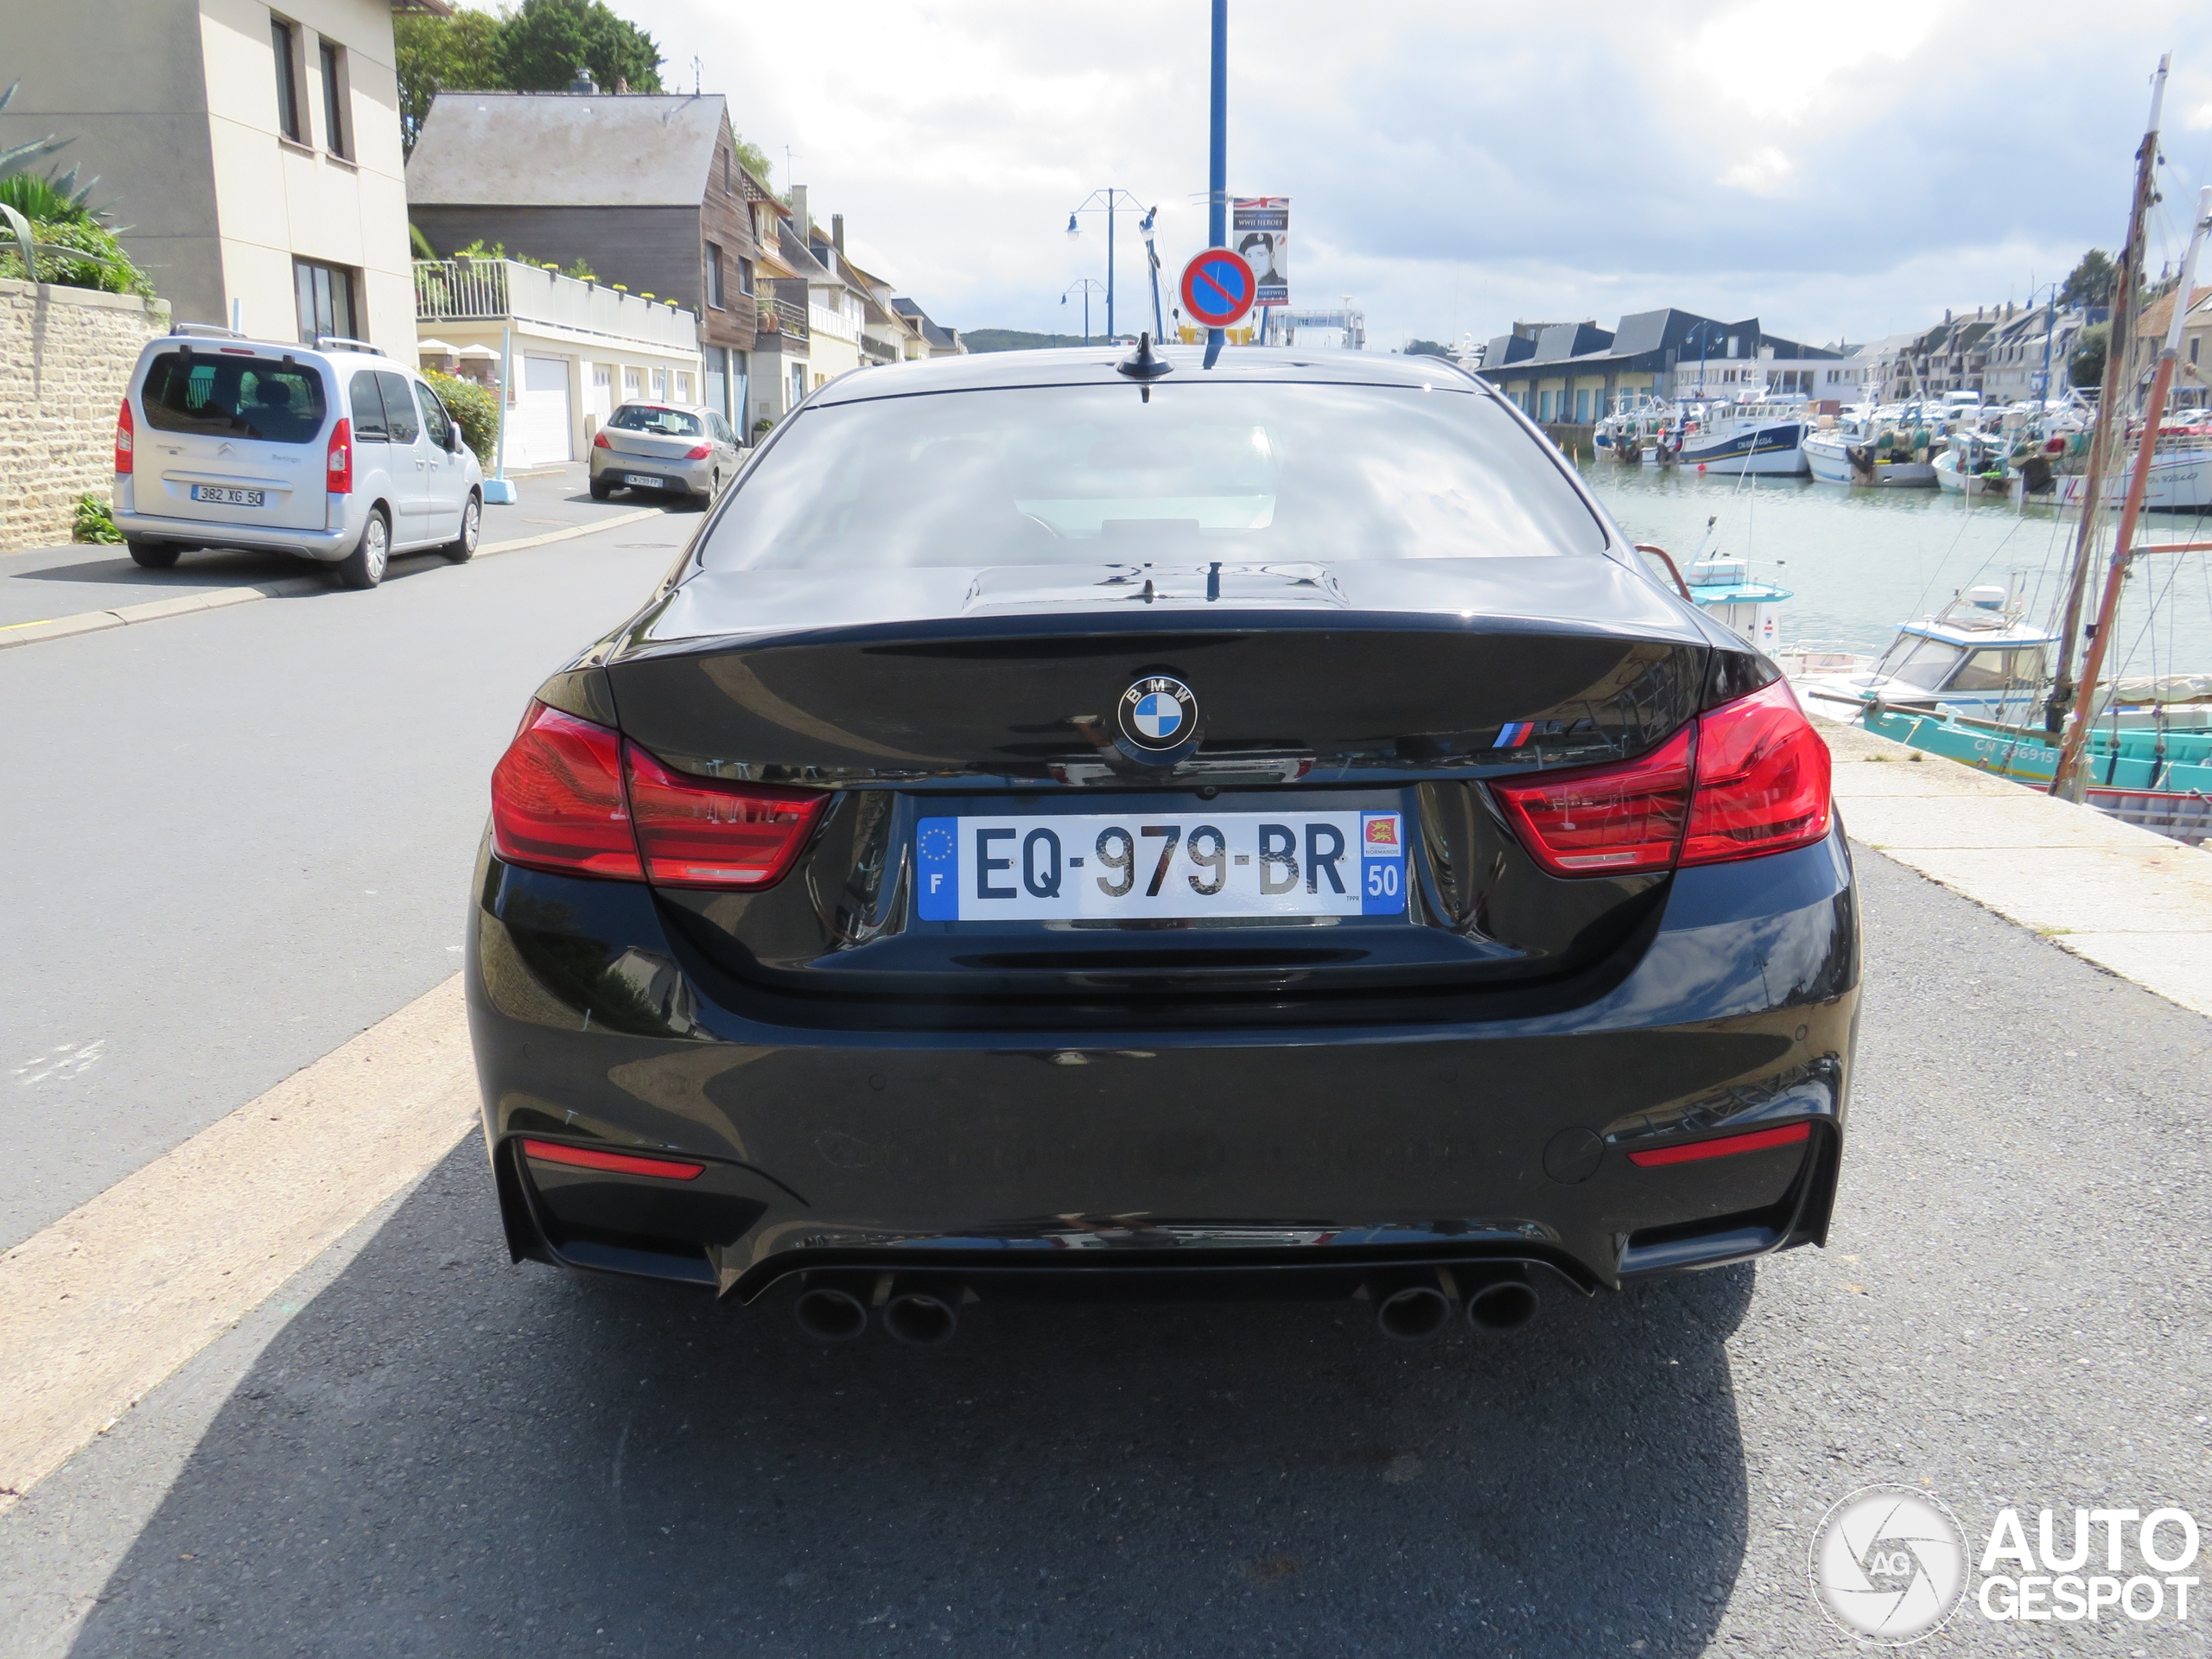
[72,1145,1757,1658]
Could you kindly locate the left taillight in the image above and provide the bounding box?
[326,417,353,494]
[625,744,828,888]
[1492,677,1830,877]
[489,702,642,879]
[488,702,826,887]
[114,399,134,474]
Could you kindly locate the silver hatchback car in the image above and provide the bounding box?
[588,402,742,505]
[113,330,484,589]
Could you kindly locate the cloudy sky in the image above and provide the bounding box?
[634,0,2212,349]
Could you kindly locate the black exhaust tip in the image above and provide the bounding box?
[792,1283,868,1343]
[1465,1274,1541,1335]
[1374,1281,1453,1342]
[882,1276,961,1348]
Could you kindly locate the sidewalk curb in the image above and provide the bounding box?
[0,505,670,654]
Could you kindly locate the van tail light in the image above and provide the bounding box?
[681,442,712,460]
[487,703,826,887]
[1492,679,1830,877]
[625,746,828,888]
[1491,727,1692,875]
[115,399,134,474]
[1680,680,1832,865]
[325,417,353,495]
[593,430,611,448]
[489,702,642,879]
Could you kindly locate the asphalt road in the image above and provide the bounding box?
[0,490,696,1247]
[6,854,2208,1657]
[0,466,667,629]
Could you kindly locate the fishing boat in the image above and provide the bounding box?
[1788,581,2055,723]
[1675,396,1810,476]
[1803,401,1944,487]
[2050,421,2212,511]
[1934,425,2012,496]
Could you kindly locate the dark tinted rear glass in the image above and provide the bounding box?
[375,372,420,444]
[698,382,1605,572]
[608,404,703,436]
[140,353,328,444]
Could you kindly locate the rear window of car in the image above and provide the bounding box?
[608,405,703,437]
[697,381,1606,571]
[139,352,328,445]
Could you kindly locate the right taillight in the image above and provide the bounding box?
[489,702,642,879]
[114,399,134,474]
[326,417,353,494]
[1492,679,1830,877]
[487,702,826,887]
[1681,680,1832,865]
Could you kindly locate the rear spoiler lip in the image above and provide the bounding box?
[605,605,1711,666]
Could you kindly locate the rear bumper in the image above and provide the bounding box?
[466,828,1859,1302]
[111,505,357,562]
[589,449,710,493]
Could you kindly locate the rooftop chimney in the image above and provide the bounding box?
[832,213,845,255]
[790,185,809,246]
[569,63,596,94]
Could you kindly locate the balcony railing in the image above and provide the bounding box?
[412,258,698,353]
[756,296,809,340]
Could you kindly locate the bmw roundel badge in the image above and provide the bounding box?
[1117,675,1198,754]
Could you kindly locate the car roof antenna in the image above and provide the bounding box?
[1117,331,1173,390]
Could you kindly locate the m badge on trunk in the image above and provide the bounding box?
[1117,676,1198,755]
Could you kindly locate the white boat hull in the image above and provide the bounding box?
[2051,448,2212,512]
[1804,435,1854,485]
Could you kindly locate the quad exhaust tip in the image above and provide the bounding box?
[1369,1267,1542,1340]
[1466,1273,1541,1335]
[791,1283,868,1343]
[1376,1281,1453,1342]
[882,1276,961,1348]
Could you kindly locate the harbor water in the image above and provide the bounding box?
[1580,461,2212,682]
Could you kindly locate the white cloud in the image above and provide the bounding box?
[622,0,2212,349]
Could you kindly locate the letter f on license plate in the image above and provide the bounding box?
[914,810,1406,922]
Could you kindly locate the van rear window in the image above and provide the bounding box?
[140,353,328,444]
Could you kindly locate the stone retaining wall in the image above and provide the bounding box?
[0,278,170,553]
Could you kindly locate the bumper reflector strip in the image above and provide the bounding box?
[1626,1122,1811,1168]
[520,1138,707,1180]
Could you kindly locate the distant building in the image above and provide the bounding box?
[405,90,786,433]
[890,298,964,358]
[2130,284,2211,409]
[0,0,420,356]
[1981,301,2101,405]
[1475,309,1841,423]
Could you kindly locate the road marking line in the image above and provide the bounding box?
[0,975,477,1516]
[0,506,669,653]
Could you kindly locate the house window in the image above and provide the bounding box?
[318,40,349,158]
[293,257,357,343]
[652,367,666,399]
[737,257,753,297]
[271,17,304,143]
[675,371,694,404]
[623,366,641,400]
[704,241,724,309]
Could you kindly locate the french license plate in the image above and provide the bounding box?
[189,485,264,507]
[916,811,1407,922]
[623,473,664,488]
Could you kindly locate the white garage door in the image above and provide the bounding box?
[506,354,572,467]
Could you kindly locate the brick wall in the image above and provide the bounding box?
[0,277,171,552]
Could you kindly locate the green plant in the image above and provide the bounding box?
[73,492,121,544]
[410,220,437,259]
[0,80,67,184]
[425,368,499,467]
[395,7,503,151]
[448,237,594,281]
[0,215,151,295]
[753,415,774,434]
[495,0,664,94]
[0,165,100,226]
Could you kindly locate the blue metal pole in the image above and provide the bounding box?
[1205,0,1227,367]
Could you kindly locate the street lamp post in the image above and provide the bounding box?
[1061,278,1105,345]
[1065,188,1146,340]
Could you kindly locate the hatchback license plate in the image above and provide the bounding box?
[189,485,264,507]
[916,811,1406,922]
[623,473,664,488]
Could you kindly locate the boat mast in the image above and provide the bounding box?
[2050,184,2212,800]
[2045,53,2168,737]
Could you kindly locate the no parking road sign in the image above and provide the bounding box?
[1179,247,1256,330]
